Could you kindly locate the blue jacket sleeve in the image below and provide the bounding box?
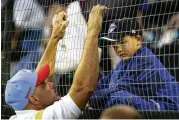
[115,56,164,97]
[95,71,113,91]
[89,71,116,108]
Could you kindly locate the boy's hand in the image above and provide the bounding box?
[87,5,107,34]
[51,11,69,40]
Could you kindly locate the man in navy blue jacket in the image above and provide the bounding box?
[89,18,179,111]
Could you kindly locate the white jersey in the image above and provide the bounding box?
[55,1,87,73]
[13,0,45,29]
[9,95,81,120]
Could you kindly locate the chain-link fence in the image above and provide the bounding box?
[1,0,179,119]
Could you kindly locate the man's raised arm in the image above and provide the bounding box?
[69,5,107,110]
[36,11,69,82]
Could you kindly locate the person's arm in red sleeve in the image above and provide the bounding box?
[36,11,69,82]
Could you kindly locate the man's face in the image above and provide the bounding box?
[33,82,60,109]
[113,36,142,60]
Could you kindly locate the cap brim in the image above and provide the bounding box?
[36,64,50,86]
[99,33,121,42]
[99,36,117,42]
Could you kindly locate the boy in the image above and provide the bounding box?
[89,19,179,111]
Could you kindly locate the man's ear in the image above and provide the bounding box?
[28,95,39,105]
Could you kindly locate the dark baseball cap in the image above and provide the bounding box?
[100,18,142,42]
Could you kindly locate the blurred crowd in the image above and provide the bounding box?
[1,0,179,118]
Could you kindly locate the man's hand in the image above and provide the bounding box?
[46,4,67,28]
[87,5,107,34]
[51,11,69,40]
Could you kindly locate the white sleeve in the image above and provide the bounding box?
[13,0,32,27]
[13,0,45,29]
[42,95,81,119]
